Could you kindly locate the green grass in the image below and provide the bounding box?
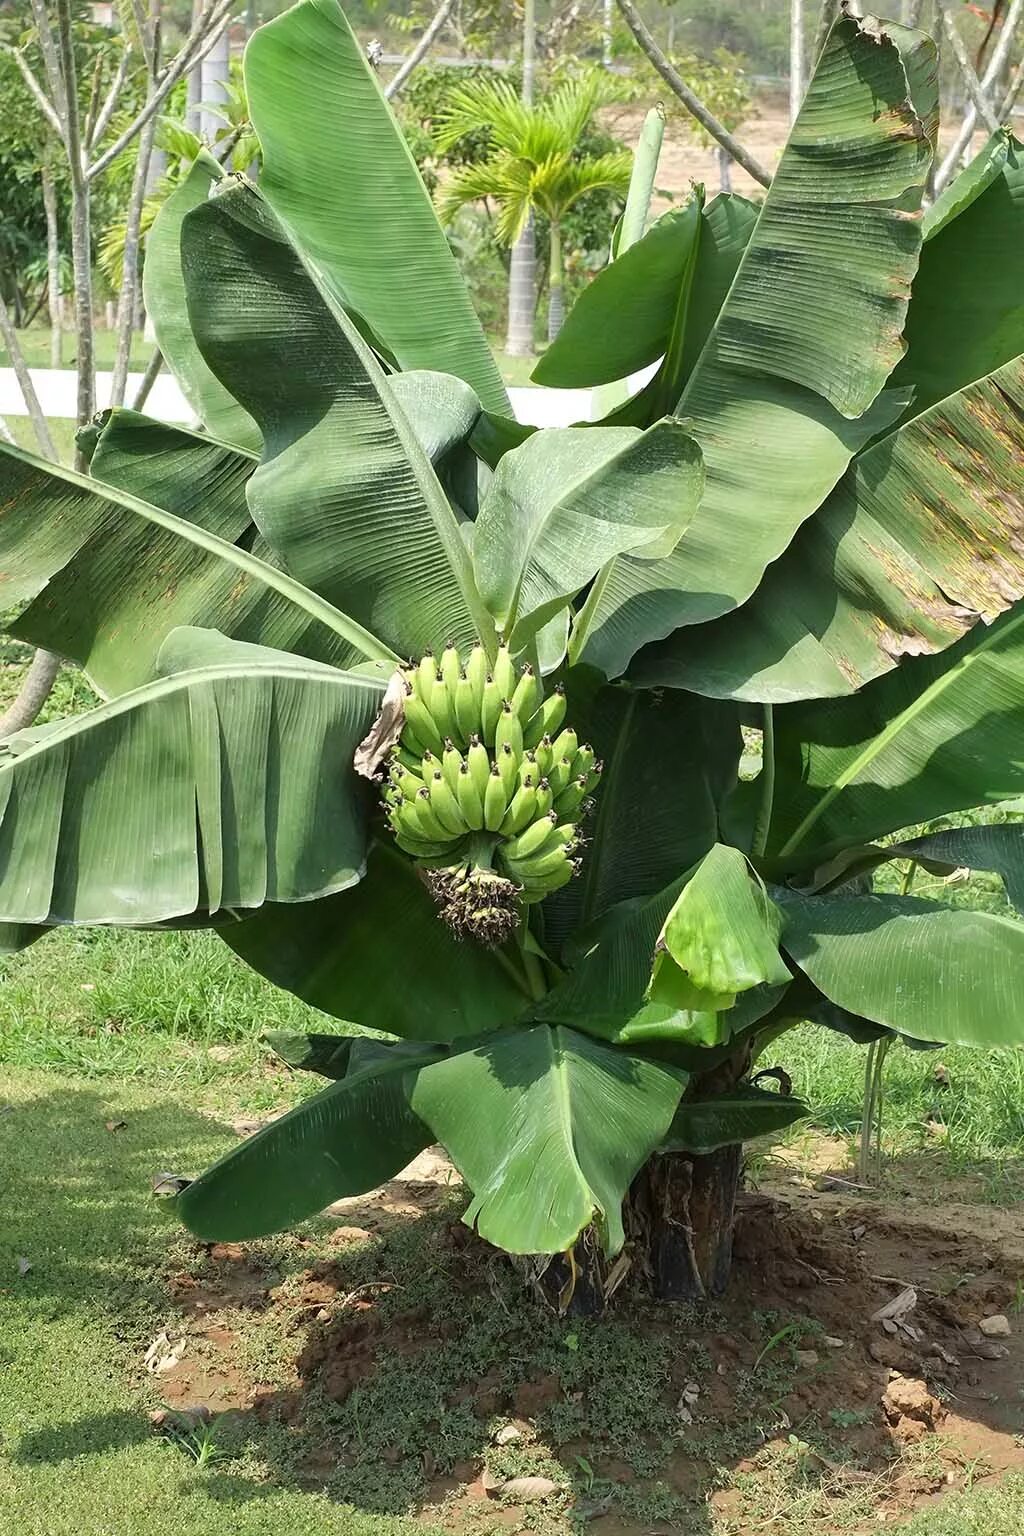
[4,414,78,464]
[0,325,155,372]
[0,1069,443,1536]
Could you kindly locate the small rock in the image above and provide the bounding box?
[881,1376,943,1434]
[961,1328,1011,1361]
[794,1349,819,1368]
[852,1224,867,1241]
[680,1381,700,1407]
[207,1045,237,1064]
[327,1225,372,1247]
[823,1336,845,1349]
[497,1475,561,1503]
[979,1314,1011,1338]
[494,1423,522,1446]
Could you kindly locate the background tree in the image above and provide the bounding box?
[435,73,631,340]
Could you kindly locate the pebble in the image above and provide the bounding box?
[979,1314,1011,1338]
[794,1349,819,1368]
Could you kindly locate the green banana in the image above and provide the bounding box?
[441,740,463,794]
[493,644,515,700]
[553,775,589,819]
[533,734,553,778]
[510,665,540,726]
[455,672,479,743]
[465,645,488,714]
[495,702,524,758]
[547,755,573,795]
[550,727,578,763]
[502,811,559,861]
[466,737,490,800]
[504,841,575,883]
[429,771,468,836]
[497,742,518,798]
[480,674,503,744]
[440,643,461,703]
[412,789,456,844]
[523,686,566,748]
[456,763,485,830]
[416,651,437,701]
[518,750,539,789]
[534,778,553,818]
[573,744,596,780]
[402,690,445,756]
[499,782,537,836]
[429,676,458,744]
[484,768,509,832]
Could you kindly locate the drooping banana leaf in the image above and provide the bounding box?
[472,420,703,649]
[661,1085,807,1155]
[264,1030,358,1078]
[532,198,704,388]
[570,13,937,677]
[0,438,393,695]
[244,0,509,413]
[221,842,530,1040]
[409,1023,686,1255]
[0,634,382,925]
[142,151,262,453]
[780,889,1024,1048]
[176,1039,444,1241]
[762,603,1024,868]
[180,182,495,659]
[891,131,1024,420]
[540,685,738,953]
[635,354,1024,701]
[650,844,791,1015]
[896,822,1024,913]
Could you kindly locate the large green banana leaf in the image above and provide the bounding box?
[142,153,262,453]
[181,182,494,659]
[222,842,530,1040]
[636,354,1024,700]
[897,823,1024,913]
[571,13,937,678]
[0,631,381,924]
[473,421,703,648]
[780,890,1024,1047]
[0,437,391,695]
[409,1024,686,1256]
[662,1086,807,1155]
[540,685,737,953]
[540,191,760,420]
[244,0,508,414]
[890,131,1024,421]
[177,1039,443,1241]
[762,604,1024,868]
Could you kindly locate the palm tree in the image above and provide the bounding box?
[434,75,632,343]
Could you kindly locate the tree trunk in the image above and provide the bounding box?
[718,144,732,193]
[546,220,564,342]
[200,24,231,142]
[110,112,157,408]
[629,1144,743,1300]
[42,165,62,369]
[505,220,537,356]
[789,0,805,123]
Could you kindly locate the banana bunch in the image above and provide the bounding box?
[381,643,601,941]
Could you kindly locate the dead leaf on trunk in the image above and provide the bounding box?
[354,669,407,781]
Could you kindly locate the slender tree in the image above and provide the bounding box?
[505,0,536,357]
[435,74,631,341]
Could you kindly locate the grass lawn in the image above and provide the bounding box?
[0,326,155,373]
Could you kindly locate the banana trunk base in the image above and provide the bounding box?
[533,1144,743,1315]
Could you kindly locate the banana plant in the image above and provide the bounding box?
[3,1,1024,1306]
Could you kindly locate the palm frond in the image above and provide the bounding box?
[437,154,534,245]
[529,151,633,221]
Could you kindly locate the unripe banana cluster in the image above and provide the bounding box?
[381,643,601,942]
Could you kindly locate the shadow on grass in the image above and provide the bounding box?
[6,1075,1024,1536]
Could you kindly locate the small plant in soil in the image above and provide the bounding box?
[1,2,1024,1308]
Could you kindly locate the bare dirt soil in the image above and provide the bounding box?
[146,1143,1024,1536]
